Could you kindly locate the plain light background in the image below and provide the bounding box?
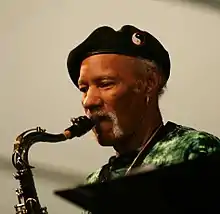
[1,0,220,213]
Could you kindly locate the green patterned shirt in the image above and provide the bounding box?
[86,121,220,184]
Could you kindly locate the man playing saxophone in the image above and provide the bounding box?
[67,25,220,184]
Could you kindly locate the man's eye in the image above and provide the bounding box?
[99,82,114,88]
[79,87,88,93]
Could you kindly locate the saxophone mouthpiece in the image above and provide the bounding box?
[64,116,95,139]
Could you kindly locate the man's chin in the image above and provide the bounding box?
[92,124,123,146]
[96,133,118,147]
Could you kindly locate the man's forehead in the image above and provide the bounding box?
[78,54,139,85]
[80,54,138,71]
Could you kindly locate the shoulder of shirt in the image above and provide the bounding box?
[167,121,220,142]
[166,121,220,157]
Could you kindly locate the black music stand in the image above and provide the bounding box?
[54,152,220,214]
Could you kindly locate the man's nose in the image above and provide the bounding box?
[82,87,102,112]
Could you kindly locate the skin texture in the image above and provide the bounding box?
[78,54,164,155]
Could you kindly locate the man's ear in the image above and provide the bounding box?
[145,71,163,96]
[133,70,162,97]
[133,79,147,94]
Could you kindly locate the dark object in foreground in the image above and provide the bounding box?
[54,152,220,214]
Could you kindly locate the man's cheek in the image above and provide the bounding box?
[123,95,137,110]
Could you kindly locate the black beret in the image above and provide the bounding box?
[67,25,171,88]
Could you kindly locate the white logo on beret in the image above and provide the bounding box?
[132,32,145,46]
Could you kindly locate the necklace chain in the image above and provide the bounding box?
[125,124,163,176]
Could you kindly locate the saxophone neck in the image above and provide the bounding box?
[14,115,94,151]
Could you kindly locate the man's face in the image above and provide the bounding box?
[78,54,148,146]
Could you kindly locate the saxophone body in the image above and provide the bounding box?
[12,116,94,214]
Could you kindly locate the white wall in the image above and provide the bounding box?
[1,0,220,213]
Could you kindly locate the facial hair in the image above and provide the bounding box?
[88,110,124,139]
[107,111,124,138]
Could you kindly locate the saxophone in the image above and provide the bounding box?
[12,116,94,214]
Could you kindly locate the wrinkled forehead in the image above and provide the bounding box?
[78,54,140,84]
[82,53,139,68]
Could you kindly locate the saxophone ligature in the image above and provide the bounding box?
[12,116,94,214]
